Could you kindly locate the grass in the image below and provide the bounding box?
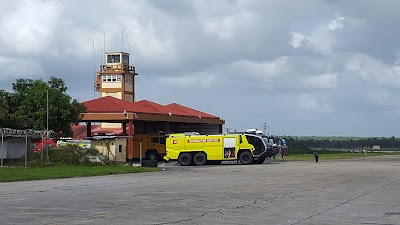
[0,164,160,182]
[284,152,400,161]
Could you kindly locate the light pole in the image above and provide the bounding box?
[46,89,49,163]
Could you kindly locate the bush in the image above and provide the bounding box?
[30,144,110,166]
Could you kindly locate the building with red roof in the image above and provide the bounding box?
[75,51,224,162]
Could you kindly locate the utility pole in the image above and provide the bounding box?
[263,123,267,134]
[263,122,270,137]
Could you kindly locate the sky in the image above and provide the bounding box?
[1,0,400,137]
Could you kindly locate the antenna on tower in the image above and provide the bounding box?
[92,38,96,99]
[124,28,133,65]
[103,32,106,64]
[121,28,124,52]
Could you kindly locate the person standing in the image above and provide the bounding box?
[280,146,285,160]
[281,138,287,160]
[362,148,367,156]
[313,152,319,163]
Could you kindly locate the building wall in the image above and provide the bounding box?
[91,137,126,162]
[101,92,122,99]
[124,94,133,102]
[102,83,122,89]
[124,83,133,91]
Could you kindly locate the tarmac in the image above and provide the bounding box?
[0,155,399,225]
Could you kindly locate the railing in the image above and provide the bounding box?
[99,65,136,73]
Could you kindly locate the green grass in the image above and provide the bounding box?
[285,152,400,161]
[0,165,160,182]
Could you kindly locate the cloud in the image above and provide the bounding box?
[158,72,216,88]
[345,54,400,89]
[328,17,344,31]
[290,17,345,54]
[301,73,338,90]
[0,56,45,80]
[289,32,310,49]
[230,57,291,79]
[0,0,63,56]
[297,94,332,113]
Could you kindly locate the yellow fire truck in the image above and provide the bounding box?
[164,132,273,166]
[132,133,166,160]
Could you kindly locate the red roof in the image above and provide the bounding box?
[83,96,218,118]
[165,103,218,118]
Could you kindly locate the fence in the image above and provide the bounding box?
[0,128,55,169]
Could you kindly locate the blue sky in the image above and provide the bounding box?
[1,0,400,137]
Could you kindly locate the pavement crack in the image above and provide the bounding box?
[290,179,400,225]
[236,199,257,209]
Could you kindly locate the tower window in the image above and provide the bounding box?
[107,54,121,63]
[102,75,122,83]
[125,75,133,83]
[123,55,129,65]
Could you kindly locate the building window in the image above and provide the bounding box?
[125,75,133,83]
[107,54,121,63]
[123,55,129,65]
[102,75,122,83]
[118,145,122,153]
[151,137,159,144]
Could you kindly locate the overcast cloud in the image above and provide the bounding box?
[1,0,400,137]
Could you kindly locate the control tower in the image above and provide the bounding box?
[95,52,138,102]
[95,52,138,128]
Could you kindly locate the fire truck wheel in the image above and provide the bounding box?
[178,153,193,166]
[146,151,159,161]
[239,151,254,165]
[193,152,207,166]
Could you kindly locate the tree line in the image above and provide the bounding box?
[285,136,400,150]
[0,77,86,137]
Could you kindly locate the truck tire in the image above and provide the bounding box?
[193,152,207,166]
[146,150,159,161]
[239,151,254,165]
[178,153,193,166]
[255,156,266,164]
[141,159,158,167]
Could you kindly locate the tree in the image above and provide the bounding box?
[7,77,86,137]
[0,94,6,120]
[0,90,11,127]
